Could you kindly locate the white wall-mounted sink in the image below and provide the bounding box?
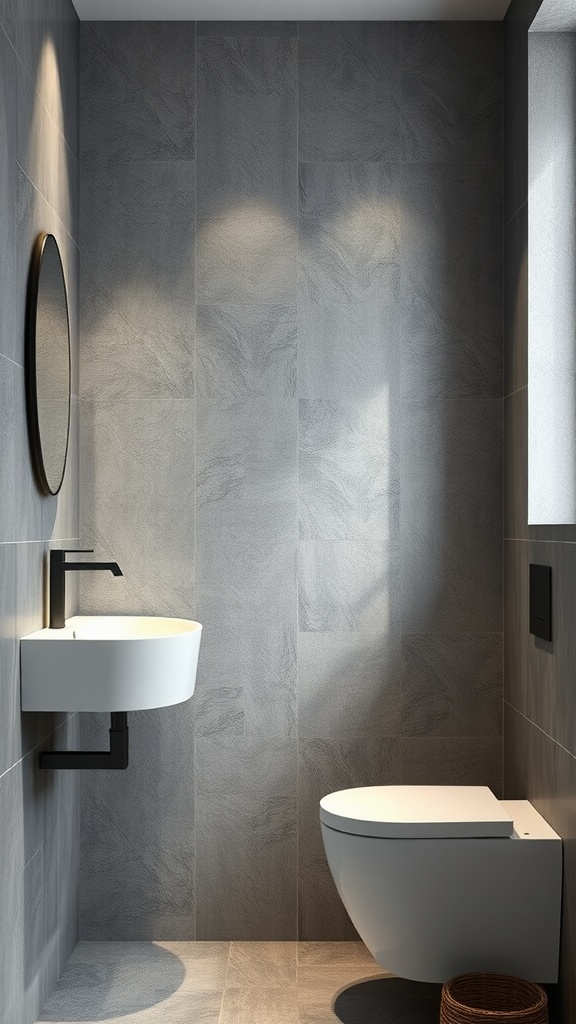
[21,615,202,712]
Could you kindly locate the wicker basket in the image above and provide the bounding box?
[440,973,548,1024]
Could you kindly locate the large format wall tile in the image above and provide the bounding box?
[80,400,194,617]
[0,28,17,364]
[297,302,399,402]
[81,705,195,940]
[81,161,195,401]
[401,22,502,163]
[401,634,502,737]
[298,631,402,739]
[80,22,195,165]
[299,161,400,305]
[196,738,297,939]
[504,204,528,397]
[299,539,399,634]
[197,305,296,400]
[400,398,502,634]
[196,580,296,738]
[299,22,400,163]
[400,162,502,402]
[299,398,397,541]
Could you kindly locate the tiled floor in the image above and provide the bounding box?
[37,941,443,1023]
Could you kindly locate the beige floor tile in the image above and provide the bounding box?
[156,940,230,990]
[226,941,298,987]
[297,941,379,967]
[219,986,299,1024]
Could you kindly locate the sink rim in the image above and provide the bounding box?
[22,613,202,643]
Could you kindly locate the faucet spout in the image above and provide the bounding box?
[49,549,124,629]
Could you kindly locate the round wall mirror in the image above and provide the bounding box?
[26,232,71,496]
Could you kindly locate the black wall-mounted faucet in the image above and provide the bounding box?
[49,548,123,629]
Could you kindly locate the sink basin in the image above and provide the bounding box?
[20,615,202,712]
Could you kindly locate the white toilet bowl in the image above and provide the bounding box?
[320,785,562,984]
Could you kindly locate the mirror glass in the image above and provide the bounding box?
[26,232,71,496]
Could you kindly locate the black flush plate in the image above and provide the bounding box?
[529,564,552,642]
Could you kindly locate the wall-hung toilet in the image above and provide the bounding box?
[320,785,562,984]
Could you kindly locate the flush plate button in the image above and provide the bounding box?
[529,563,552,642]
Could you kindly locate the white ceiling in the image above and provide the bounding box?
[71,0,512,21]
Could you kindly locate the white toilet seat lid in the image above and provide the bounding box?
[320,786,514,839]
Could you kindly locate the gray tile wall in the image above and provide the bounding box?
[0,1,81,1022]
[503,1,576,1019]
[79,21,503,942]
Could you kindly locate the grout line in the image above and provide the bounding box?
[503,199,527,232]
[16,164,80,250]
[0,712,78,783]
[504,700,576,762]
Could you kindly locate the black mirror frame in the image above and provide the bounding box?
[25,231,72,497]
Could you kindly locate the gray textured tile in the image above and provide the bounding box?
[504,13,528,223]
[298,540,399,633]
[16,57,79,244]
[196,499,296,590]
[195,581,296,738]
[226,942,297,988]
[197,398,297,508]
[11,0,79,157]
[197,304,296,400]
[0,544,18,777]
[299,162,400,305]
[196,794,297,940]
[80,705,195,940]
[0,765,24,1024]
[504,388,528,541]
[401,634,502,738]
[400,162,502,402]
[299,23,400,162]
[80,22,195,165]
[80,400,194,618]
[298,632,402,738]
[197,206,297,305]
[400,398,502,634]
[298,854,359,944]
[504,204,528,397]
[80,161,194,401]
[219,987,298,1024]
[197,32,296,97]
[299,398,397,540]
[297,302,399,401]
[401,22,502,162]
[400,737,503,796]
[0,29,17,365]
[195,737,297,797]
[298,737,400,940]
[0,355,43,543]
[193,686,245,738]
